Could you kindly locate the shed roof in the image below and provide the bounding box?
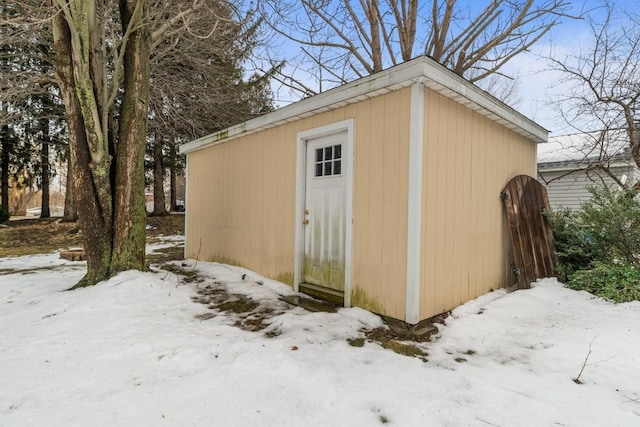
[180,55,548,154]
[537,129,632,170]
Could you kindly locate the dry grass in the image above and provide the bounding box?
[0,218,83,258]
[146,214,185,240]
[0,214,184,258]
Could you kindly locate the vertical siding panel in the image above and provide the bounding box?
[449,100,463,310]
[491,125,505,288]
[275,125,288,269]
[261,129,273,266]
[367,95,385,310]
[381,90,405,318]
[274,126,285,268]
[244,139,254,264]
[246,138,256,263]
[458,105,473,305]
[480,122,494,290]
[421,90,438,318]
[382,92,399,313]
[433,93,449,314]
[352,99,371,303]
[488,122,501,289]
[468,112,481,300]
[280,125,294,267]
[477,115,490,297]
[284,126,297,269]
[242,140,248,257]
[491,123,507,288]
[439,95,453,312]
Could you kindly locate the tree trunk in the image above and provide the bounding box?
[1,124,9,210]
[366,0,383,73]
[152,134,167,215]
[40,118,51,218]
[52,11,112,287]
[110,0,151,272]
[170,163,177,211]
[167,139,178,211]
[63,155,78,221]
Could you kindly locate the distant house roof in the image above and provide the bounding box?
[180,55,548,154]
[538,129,632,170]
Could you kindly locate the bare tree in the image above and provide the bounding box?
[49,0,269,287]
[259,0,572,98]
[547,2,639,188]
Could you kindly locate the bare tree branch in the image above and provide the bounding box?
[546,2,639,186]
[259,0,573,98]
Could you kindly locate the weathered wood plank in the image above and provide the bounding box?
[502,175,556,289]
[60,248,85,261]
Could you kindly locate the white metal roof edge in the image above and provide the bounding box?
[180,56,548,154]
[538,159,635,172]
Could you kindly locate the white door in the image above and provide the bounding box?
[303,133,346,292]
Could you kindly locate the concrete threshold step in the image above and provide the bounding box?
[280,295,338,313]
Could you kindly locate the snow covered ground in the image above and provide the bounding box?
[1,239,639,426]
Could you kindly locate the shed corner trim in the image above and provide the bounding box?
[405,82,424,325]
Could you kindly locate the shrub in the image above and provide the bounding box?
[579,186,640,267]
[544,207,600,281]
[0,205,9,224]
[546,186,640,303]
[566,261,640,303]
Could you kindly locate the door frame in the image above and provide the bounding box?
[294,119,354,307]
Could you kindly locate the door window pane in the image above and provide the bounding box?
[314,143,343,177]
[326,161,333,175]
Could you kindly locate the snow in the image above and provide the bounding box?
[538,130,630,164]
[1,245,640,426]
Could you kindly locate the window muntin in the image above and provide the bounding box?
[314,144,342,177]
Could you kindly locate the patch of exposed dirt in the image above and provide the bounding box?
[190,280,289,334]
[363,327,430,362]
[345,314,447,362]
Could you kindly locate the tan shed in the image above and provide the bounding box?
[179,56,548,324]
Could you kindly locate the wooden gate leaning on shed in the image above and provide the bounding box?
[501,175,557,289]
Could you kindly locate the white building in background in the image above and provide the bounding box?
[537,130,637,210]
